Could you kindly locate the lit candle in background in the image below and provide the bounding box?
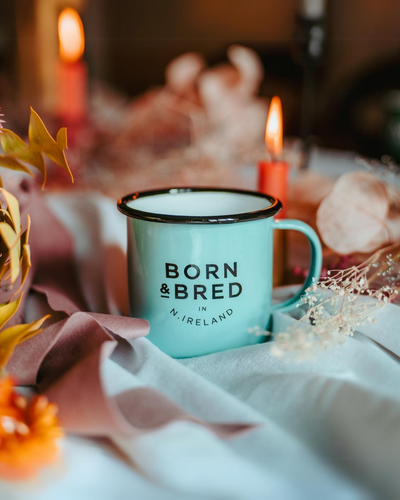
[258,96,289,218]
[258,96,289,286]
[57,8,87,124]
[264,96,283,156]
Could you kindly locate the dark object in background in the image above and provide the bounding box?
[384,91,400,162]
[3,0,400,161]
[0,1,17,105]
[292,2,328,164]
[331,57,400,161]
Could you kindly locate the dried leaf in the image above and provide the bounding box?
[56,127,68,150]
[0,221,18,249]
[0,315,50,370]
[19,213,31,288]
[0,129,30,155]
[0,295,23,330]
[13,149,46,187]
[0,197,29,290]
[0,129,37,179]
[20,243,31,284]
[0,256,9,280]
[12,244,31,298]
[317,172,390,254]
[0,154,33,175]
[0,208,14,227]
[28,108,73,184]
[21,213,31,246]
[0,189,20,234]
[0,109,73,188]
[0,222,21,284]
[7,250,19,285]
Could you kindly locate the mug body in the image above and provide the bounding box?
[119,188,282,358]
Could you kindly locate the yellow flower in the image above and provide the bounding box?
[0,377,64,480]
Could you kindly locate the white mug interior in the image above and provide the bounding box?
[127,190,272,217]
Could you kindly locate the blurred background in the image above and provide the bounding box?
[2,0,400,161]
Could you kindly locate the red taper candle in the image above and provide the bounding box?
[57,8,87,125]
[257,96,289,218]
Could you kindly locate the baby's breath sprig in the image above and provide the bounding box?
[270,242,400,361]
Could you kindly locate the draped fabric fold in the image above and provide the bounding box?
[5,177,253,439]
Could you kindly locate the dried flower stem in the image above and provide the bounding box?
[270,243,400,361]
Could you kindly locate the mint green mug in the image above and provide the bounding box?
[118,188,322,358]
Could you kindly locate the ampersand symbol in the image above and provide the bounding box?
[160,283,170,295]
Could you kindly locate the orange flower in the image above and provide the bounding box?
[0,376,64,480]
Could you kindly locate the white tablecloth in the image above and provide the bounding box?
[2,150,400,500]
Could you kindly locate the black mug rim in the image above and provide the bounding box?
[117,187,282,224]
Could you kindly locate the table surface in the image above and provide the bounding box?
[2,148,399,500]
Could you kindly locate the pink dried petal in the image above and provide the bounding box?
[165,52,206,95]
[317,171,390,254]
[290,172,334,206]
[386,212,400,242]
[227,44,264,96]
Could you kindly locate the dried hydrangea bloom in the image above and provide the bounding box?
[0,377,63,480]
[317,171,400,254]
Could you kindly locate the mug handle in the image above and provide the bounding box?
[271,219,323,313]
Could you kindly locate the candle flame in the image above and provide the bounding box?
[265,96,283,156]
[58,8,85,63]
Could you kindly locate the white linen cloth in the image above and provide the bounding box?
[2,150,400,500]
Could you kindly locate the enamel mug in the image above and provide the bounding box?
[118,187,322,358]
